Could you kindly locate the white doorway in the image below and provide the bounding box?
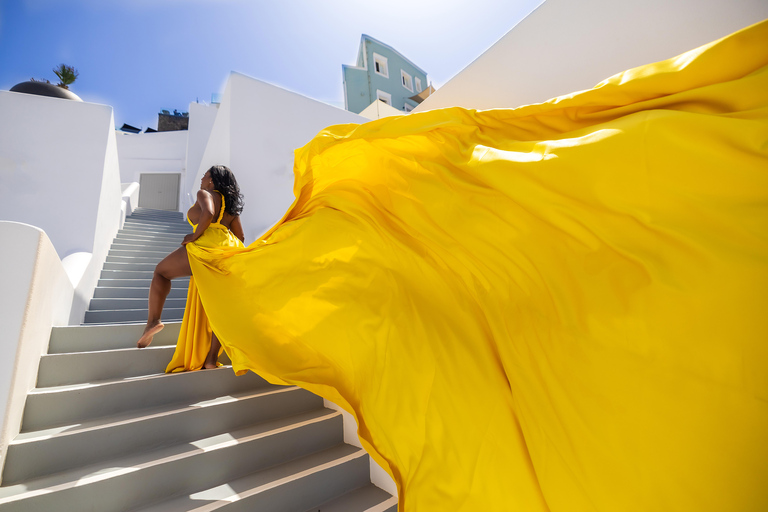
[138,173,180,211]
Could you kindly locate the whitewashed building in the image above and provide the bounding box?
[0,0,766,508]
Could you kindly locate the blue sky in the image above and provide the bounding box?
[0,0,542,130]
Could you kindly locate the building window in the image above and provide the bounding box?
[373,53,389,78]
[376,90,392,106]
[401,70,413,92]
[415,77,422,93]
[403,103,414,112]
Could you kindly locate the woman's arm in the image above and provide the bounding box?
[230,215,245,243]
[182,190,215,245]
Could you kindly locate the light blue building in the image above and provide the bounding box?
[343,35,430,115]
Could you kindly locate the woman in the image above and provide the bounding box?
[137,165,245,372]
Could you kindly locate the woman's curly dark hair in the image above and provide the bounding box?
[209,165,244,215]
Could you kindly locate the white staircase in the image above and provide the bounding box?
[84,208,192,325]
[0,208,397,512]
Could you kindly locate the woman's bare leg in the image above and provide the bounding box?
[204,332,222,369]
[137,246,192,348]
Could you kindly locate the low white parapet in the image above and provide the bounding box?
[121,182,140,219]
[0,221,74,484]
[322,399,398,497]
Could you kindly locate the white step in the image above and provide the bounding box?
[110,242,181,252]
[4,386,322,484]
[0,410,343,512]
[102,261,163,272]
[106,255,166,264]
[128,215,185,223]
[121,228,189,236]
[128,231,189,236]
[108,245,179,255]
[303,484,398,512]
[22,366,268,432]
[112,233,186,245]
[137,443,369,512]
[96,278,189,288]
[109,248,177,258]
[117,226,192,238]
[124,216,188,225]
[116,231,187,241]
[128,230,186,235]
[88,297,187,310]
[49,323,182,353]
[130,208,184,218]
[38,345,178,386]
[83,307,185,324]
[128,216,185,222]
[115,237,184,244]
[100,269,165,279]
[121,221,188,228]
[93,287,188,299]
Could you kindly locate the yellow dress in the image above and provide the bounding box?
[186,21,768,511]
[165,192,244,373]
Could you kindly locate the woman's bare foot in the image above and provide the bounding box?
[203,332,222,369]
[203,348,219,369]
[137,320,164,348]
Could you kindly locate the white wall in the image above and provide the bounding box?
[0,90,123,324]
[73,124,124,323]
[417,0,768,111]
[0,222,74,483]
[359,99,404,120]
[116,129,188,210]
[185,103,220,210]
[194,72,368,242]
[192,79,233,217]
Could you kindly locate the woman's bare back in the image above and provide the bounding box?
[187,189,245,243]
[187,190,230,226]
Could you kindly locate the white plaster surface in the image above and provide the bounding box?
[116,129,188,209]
[0,91,120,259]
[0,222,74,484]
[194,79,232,211]
[359,99,405,120]
[185,103,220,210]
[62,252,93,288]
[0,90,123,325]
[416,0,768,112]
[193,73,368,242]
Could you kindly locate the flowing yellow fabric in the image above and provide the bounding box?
[189,21,768,511]
[165,193,244,373]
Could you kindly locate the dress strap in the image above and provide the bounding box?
[216,191,226,224]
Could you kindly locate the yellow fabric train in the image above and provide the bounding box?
[188,20,768,511]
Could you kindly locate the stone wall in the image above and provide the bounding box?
[157,113,189,132]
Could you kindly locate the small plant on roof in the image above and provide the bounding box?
[53,64,79,90]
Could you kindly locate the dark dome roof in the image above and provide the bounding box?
[10,81,82,101]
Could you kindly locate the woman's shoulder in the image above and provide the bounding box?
[196,189,222,202]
